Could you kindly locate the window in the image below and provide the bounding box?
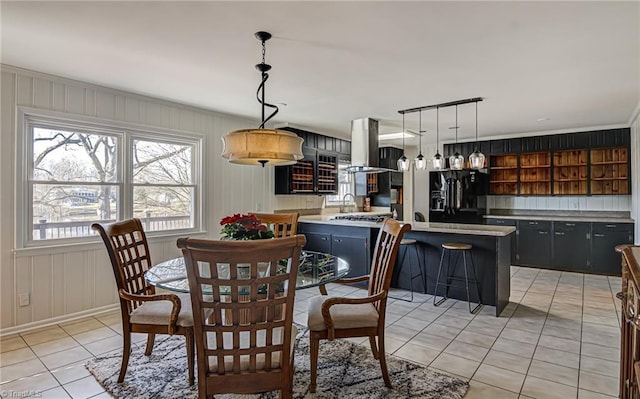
[23,113,201,244]
[325,159,354,205]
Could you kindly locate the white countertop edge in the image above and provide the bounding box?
[298,216,515,237]
[484,214,634,223]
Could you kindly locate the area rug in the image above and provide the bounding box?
[86,327,468,399]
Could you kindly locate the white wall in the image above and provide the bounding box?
[631,105,640,243]
[0,65,322,332]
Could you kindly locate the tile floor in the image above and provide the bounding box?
[0,266,622,399]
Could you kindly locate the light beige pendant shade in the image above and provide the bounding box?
[221,128,304,166]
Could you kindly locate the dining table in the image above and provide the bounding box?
[145,250,350,295]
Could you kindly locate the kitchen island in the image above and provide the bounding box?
[298,215,515,316]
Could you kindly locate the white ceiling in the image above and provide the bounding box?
[1,1,639,146]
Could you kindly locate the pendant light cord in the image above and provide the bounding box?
[455,105,458,144]
[475,101,479,150]
[418,110,422,155]
[402,112,406,156]
[436,107,439,154]
[256,37,279,129]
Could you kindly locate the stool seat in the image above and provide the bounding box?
[442,242,472,250]
[400,239,417,245]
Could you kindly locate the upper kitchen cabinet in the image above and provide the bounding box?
[519,152,551,195]
[274,128,346,195]
[589,128,631,148]
[490,138,521,155]
[551,132,590,150]
[553,149,588,195]
[590,146,629,195]
[521,136,552,153]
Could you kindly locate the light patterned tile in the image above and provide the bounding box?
[472,363,525,393]
[578,371,618,396]
[430,353,479,379]
[63,375,105,399]
[482,349,531,374]
[0,347,37,367]
[50,360,91,385]
[39,346,92,370]
[20,326,69,346]
[392,315,432,331]
[538,334,581,354]
[578,389,617,399]
[580,355,618,379]
[72,327,117,346]
[444,340,489,362]
[464,380,519,399]
[60,318,104,336]
[37,386,72,398]
[528,359,579,387]
[393,342,440,366]
[492,337,536,359]
[0,336,27,353]
[83,335,123,357]
[533,346,580,369]
[0,370,59,396]
[581,342,619,362]
[455,330,496,349]
[30,337,80,358]
[407,331,453,352]
[521,375,578,399]
[499,327,540,345]
[0,358,47,384]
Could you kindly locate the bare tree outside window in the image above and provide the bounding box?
[30,125,197,241]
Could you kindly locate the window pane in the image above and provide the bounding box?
[326,160,353,203]
[133,140,192,184]
[33,127,118,183]
[133,186,194,231]
[32,184,119,240]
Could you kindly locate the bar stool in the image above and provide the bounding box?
[433,242,482,313]
[390,239,425,302]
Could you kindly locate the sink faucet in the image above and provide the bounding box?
[341,193,356,213]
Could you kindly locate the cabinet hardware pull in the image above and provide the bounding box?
[334,239,342,243]
[606,224,617,228]
[555,232,565,235]
[594,233,604,237]
[529,221,538,225]
[565,223,575,226]
[321,237,328,241]
[539,231,548,235]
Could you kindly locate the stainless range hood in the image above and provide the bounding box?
[344,118,395,173]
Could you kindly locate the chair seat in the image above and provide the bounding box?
[129,293,193,327]
[206,325,297,372]
[307,296,379,331]
[442,242,472,250]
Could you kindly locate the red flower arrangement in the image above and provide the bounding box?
[220,214,275,240]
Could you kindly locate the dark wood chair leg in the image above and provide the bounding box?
[369,336,379,359]
[310,333,319,393]
[118,331,132,383]
[185,329,195,386]
[144,333,155,356]
[377,332,392,388]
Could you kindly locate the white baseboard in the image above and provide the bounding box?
[0,304,120,338]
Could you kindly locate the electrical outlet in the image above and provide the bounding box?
[18,292,30,307]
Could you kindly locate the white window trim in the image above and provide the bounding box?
[17,107,205,248]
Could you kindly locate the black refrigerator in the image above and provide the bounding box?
[429,169,488,224]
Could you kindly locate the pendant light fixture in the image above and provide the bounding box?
[414,110,427,170]
[469,101,486,169]
[397,112,410,172]
[448,105,465,170]
[432,106,444,170]
[221,31,303,167]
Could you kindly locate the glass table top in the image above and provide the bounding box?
[145,250,350,293]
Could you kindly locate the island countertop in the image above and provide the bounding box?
[298,215,515,237]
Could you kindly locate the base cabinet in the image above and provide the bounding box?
[518,221,552,267]
[298,223,370,282]
[591,223,633,275]
[487,218,634,276]
[552,222,590,271]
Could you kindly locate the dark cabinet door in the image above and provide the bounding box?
[590,128,631,148]
[302,231,332,254]
[518,220,552,267]
[552,222,590,271]
[332,235,369,280]
[521,136,552,152]
[486,218,517,264]
[552,132,590,150]
[591,223,633,276]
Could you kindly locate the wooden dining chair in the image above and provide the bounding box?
[177,235,306,399]
[306,218,411,393]
[249,212,299,238]
[92,218,194,385]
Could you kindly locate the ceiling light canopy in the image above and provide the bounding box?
[221,31,303,167]
[397,97,483,171]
